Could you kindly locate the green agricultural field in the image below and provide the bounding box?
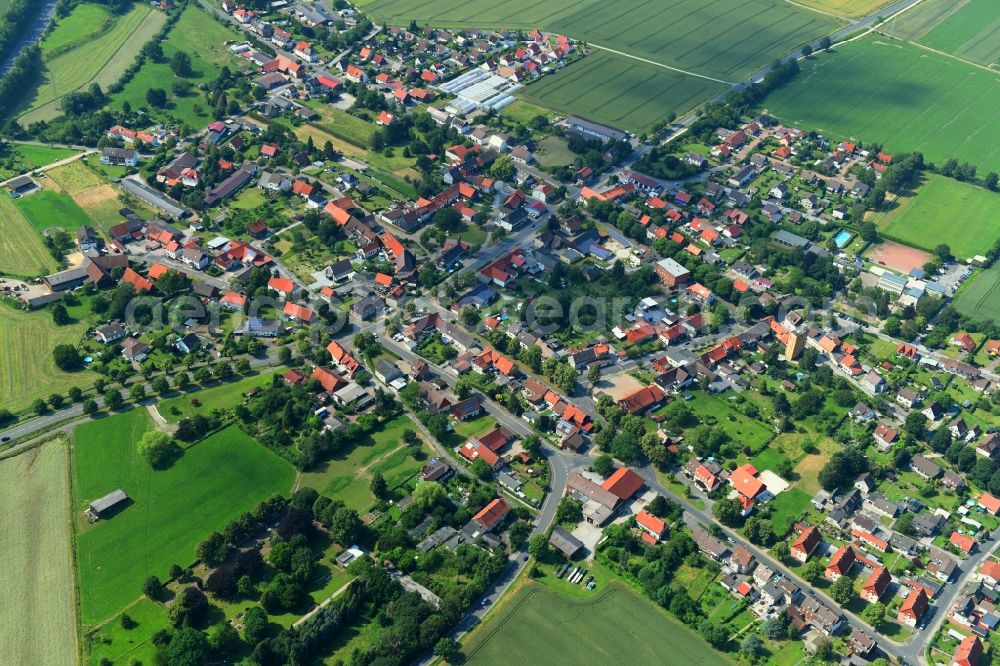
[363,0,840,81]
[792,0,896,18]
[0,143,78,179]
[109,4,242,127]
[954,266,1000,324]
[0,442,78,665]
[763,36,1000,173]
[0,300,93,413]
[463,581,733,665]
[157,370,282,423]
[298,414,430,511]
[886,0,1000,68]
[519,51,727,133]
[875,174,1000,258]
[20,4,167,124]
[0,196,59,277]
[14,189,93,236]
[73,413,296,624]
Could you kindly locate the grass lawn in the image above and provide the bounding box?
[297,414,431,511]
[47,158,108,195]
[73,413,296,624]
[462,580,733,665]
[886,0,1000,67]
[763,35,1000,173]
[769,487,812,536]
[363,0,840,81]
[304,102,378,148]
[108,5,242,128]
[519,50,727,133]
[0,195,59,277]
[86,597,167,666]
[535,135,576,168]
[685,392,774,451]
[230,186,267,210]
[21,4,167,124]
[0,300,94,413]
[157,370,283,423]
[0,442,77,665]
[873,174,1000,259]
[750,447,790,472]
[0,143,78,179]
[279,114,419,186]
[500,99,558,125]
[954,265,1000,325]
[14,189,92,236]
[277,236,355,284]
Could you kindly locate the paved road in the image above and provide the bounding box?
[0,350,280,450]
[0,0,58,76]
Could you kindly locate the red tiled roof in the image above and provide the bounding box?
[826,545,855,576]
[472,498,508,530]
[954,635,983,666]
[618,385,666,414]
[147,263,169,279]
[730,464,765,500]
[950,531,977,553]
[268,276,295,294]
[283,301,314,322]
[122,267,153,292]
[601,467,644,500]
[311,367,346,393]
[979,492,1000,515]
[635,510,666,536]
[898,587,928,619]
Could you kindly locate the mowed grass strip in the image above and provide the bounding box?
[364,0,841,80]
[954,265,1000,324]
[15,189,93,235]
[0,196,59,276]
[73,413,296,624]
[876,174,1000,258]
[21,4,162,123]
[519,50,727,133]
[0,442,78,665]
[464,581,733,665]
[763,36,1000,173]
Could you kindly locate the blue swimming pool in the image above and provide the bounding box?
[834,230,852,248]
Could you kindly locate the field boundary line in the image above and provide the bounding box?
[894,36,1000,75]
[779,0,850,20]
[587,44,734,85]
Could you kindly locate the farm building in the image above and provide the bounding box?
[86,489,129,521]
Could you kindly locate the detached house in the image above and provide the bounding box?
[790,525,821,563]
[896,588,928,627]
